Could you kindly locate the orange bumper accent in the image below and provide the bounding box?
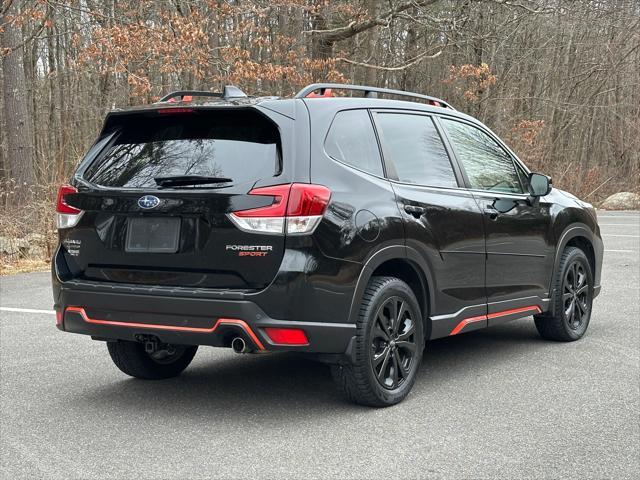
[64,306,265,350]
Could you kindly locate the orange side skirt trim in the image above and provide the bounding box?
[449,305,542,336]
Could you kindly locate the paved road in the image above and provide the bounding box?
[1,211,639,479]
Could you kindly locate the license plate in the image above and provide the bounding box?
[125,217,181,253]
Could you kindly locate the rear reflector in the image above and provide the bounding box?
[56,185,84,229]
[228,183,331,235]
[264,327,309,345]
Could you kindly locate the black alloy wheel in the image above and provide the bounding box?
[562,260,590,330]
[331,276,424,407]
[371,296,418,390]
[534,246,593,342]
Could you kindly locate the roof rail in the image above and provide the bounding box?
[158,86,247,103]
[295,83,455,110]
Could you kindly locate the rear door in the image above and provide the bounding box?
[61,107,294,290]
[439,117,554,320]
[372,110,488,337]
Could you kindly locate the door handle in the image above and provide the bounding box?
[404,204,425,218]
[484,205,499,220]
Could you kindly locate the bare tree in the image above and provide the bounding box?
[0,0,638,235]
[1,0,36,199]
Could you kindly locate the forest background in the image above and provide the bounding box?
[1,0,638,270]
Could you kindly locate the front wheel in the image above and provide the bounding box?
[332,276,424,407]
[534,246,593,341]
[107,340,198,379]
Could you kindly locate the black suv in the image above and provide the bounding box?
[52,83,603,407]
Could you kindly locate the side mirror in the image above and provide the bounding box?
[528,173,552,197]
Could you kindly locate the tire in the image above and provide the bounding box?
[107,340,198,380]
[534,246,593,341]
[332,276,424,407]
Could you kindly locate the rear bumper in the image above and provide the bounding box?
[55,286,355,354]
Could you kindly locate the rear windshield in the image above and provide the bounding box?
[84,109,280,188]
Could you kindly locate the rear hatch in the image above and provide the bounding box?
[59,106,289,290]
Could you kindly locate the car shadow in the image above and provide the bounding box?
[417,320,549,390]
[77,319,547,417]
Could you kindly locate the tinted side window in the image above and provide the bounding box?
[325,110,383,176]
[375,113,458,187]
[440,119,524,194]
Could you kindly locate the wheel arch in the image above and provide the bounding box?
[565,236,596,278]
[348,245,435,339]
[549,224,597,313]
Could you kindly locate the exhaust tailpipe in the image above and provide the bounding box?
[231,337,251,354]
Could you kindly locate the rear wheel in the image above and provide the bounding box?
[332,276,424,407]
[534,246,593,341]
[107,340,198,379]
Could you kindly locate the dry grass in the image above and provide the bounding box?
[1,180,58,276]
[1,181,58,240]
[0,257,50,276]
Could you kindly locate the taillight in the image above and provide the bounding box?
[156,107,195,114]
[228,183,331,235]
[56,185,83,229]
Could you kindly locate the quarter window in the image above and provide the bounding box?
[375,113,458,187]
[440,119,524,194]
[325,110,384,176]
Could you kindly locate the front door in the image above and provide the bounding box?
[439,117,553,325]
[373,111,487,338]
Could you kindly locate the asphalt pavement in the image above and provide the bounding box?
[1,211,638,479]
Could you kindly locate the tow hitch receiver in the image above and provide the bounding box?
[135,334,164,354]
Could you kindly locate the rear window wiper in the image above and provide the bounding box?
[154,175,233,188]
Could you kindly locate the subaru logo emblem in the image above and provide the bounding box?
[137,195,160,209]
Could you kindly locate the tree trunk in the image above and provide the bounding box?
[363,0,379,86]
[1,1,36,198]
